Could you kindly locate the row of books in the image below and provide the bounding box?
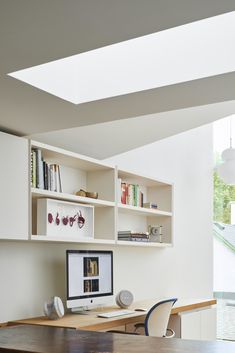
[31,149,62,192]
[118,180,144,207]
[118,230,150,242]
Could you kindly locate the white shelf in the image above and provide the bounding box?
[118,203,172,217]
[31,188,115,208]
[31,235,116,245]
[116,240,172,248]
[29,141,173,247]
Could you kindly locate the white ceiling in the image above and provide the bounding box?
[9,12,235,105]
[1,1,235,158]
[30,100,235,159]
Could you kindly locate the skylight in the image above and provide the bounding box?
[8,12,235,105]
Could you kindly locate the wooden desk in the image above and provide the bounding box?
[10,298,216,332]
[0,325,234,353]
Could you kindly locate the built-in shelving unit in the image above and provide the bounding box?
[30,140,116,244]
[27,140,174,247]
[116,169,173,247]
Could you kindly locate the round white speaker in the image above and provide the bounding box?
[116,290,134,308]
[44,296,64,320]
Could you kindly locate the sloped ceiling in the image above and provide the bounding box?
[1,0,235,136]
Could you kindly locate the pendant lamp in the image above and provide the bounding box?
[217,117,235,185]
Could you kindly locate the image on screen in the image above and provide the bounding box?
[83,257,99,277]
[67,250,113,300]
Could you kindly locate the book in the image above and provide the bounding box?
[118,236,150,242]
[58,165,62,192]
[127,184,134,206]
[31,150,37,188]
[140,191,143,207]
[35,149,44,189]
[121,182,127,204]
[118,231,150,240]
[118,230,149,236]
[117,178,122,203]
[49,164,55,192]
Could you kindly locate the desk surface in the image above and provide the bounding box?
[0,325,234,353]
[10,298,216,331]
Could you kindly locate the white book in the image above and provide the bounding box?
[117,178,122,203]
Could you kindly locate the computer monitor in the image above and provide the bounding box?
[66,250,113,312]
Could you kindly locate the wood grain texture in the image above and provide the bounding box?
[9,298,216,331]
[0,325,234,353]
[10,299,216,331]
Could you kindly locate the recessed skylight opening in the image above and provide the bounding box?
[8,12,235,105]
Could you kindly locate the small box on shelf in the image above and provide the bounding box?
[37,198,94,239]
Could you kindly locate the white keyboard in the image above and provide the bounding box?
[97,309,135,318]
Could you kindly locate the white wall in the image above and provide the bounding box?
[213,237,235,293]
[0,125,213,322]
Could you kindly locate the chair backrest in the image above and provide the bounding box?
[145,298,177,337]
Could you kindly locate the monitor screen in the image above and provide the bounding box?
[66,250,113,310]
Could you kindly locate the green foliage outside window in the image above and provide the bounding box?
[214,172,235,224]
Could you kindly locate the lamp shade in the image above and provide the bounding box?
[217,147,235,184]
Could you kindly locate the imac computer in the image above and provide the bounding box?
[66,250,113,312]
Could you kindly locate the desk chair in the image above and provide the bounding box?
[110,298,177,338]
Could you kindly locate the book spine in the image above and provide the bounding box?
[36,149,44,189]
[134,185,140,207]
[43,161,47,190]
[140,191,143,207]
[48,164,51,191]
[117,178,122,203]
[54,164,58,192]
[127,184,134,206]
[58,165,62,192]
[30,151,33,187]
[121,183,127,204]
[49,164,55,192]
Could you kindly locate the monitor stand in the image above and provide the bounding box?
[71,305,103,315]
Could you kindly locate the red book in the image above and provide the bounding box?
[121,183,127,204]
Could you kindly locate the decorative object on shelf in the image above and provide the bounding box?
[62,215,69,225]
[44,296,64,320]
[143,202,158,209]
[48,213,53,224]
[76,189,86,197]
[217,115,235,184]
[69,215,76,227]
[148,225,163,243]
[77,211,85,228]
[86,191,98,199]
[55,212,60,225]
[37,198,94,238]
[116,290,134,308]
[75,189,98,199]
